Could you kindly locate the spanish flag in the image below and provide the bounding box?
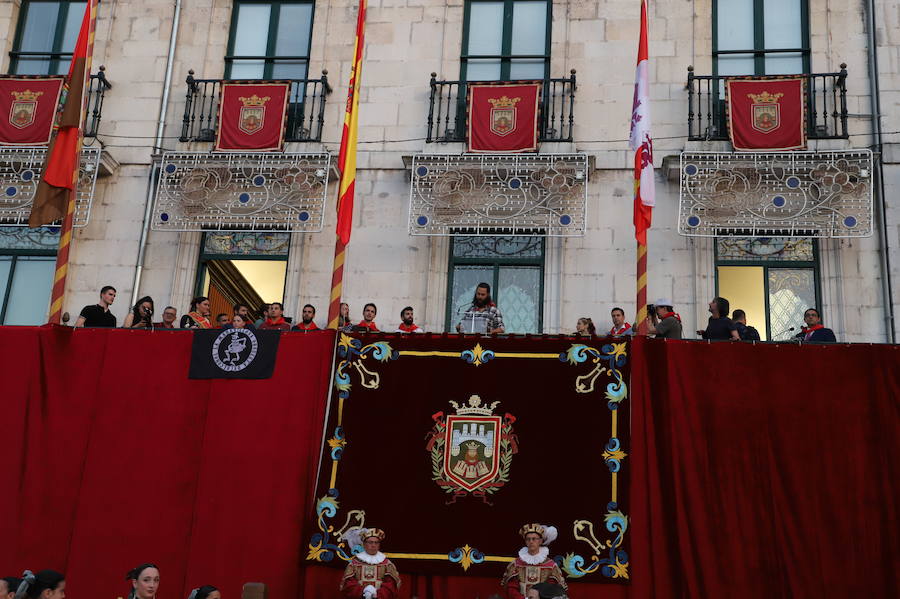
[28,0,97,227]
[336,0,367,245]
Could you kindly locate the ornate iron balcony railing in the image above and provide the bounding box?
[85,66,112,138]
[686,65,849,141]
[426,71,577,144]
[179,70,332,143]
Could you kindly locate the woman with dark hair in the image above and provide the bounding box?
[187,586,219,599]
[180,297,212,329]
[574,317,596,336]
[23,570,65,599]
[126,564,159,599]
[123,296,155,329]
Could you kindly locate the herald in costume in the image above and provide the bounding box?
[340,527,401,599]
[502,523,567,599]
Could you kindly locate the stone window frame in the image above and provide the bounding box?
[224,0,316,80]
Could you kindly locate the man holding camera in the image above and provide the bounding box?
[644,298,683,339]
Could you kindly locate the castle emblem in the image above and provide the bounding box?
[425,395,518,503]
[746,90,784,134]
[237,94,270,135]
[9,89,43,129]
[487,95,521,137]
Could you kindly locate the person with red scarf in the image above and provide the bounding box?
[793,307,836,343]
[357,303,380,332]
[608,307,633,336]
[395,306,424,333]
[259,302,291,331]
[292,304,319,331]
[645,298,682,339]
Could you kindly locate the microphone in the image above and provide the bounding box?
[772,326,795,339]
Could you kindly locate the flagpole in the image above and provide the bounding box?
[327,237,347,329]
[631,0,653,334]
[636,240,648,334]
[43,0,98,324]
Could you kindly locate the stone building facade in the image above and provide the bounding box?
[0,0,897,342]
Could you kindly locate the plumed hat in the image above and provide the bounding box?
[519,523,558,546]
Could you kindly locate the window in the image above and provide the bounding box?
[461,0,551,81]
[196,231,290,322]
[714,0,809,77]
[9,0,86,75]
[446,236,544,333]
[226,0,314,79]
[0,226,58,325]
[715,237,820,341]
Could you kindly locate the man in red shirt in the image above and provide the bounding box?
[293,304,319,331]
[357,303,379,331]
[153,306,178,329]
[259,302,291,331]
[396,306,424,333]
[608,307,632,336]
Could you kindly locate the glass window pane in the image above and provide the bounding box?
[61,2,87,50]
[229,59,266,79]
[498,266,541,333]
[717,53,755,77]
[452,236,543,259]
[467,2,504,56]
[275,4,312,57]
[12,57,51,75]
[3,257,55,325]
[466,59,502,81]
[450,265,494,327]
[271,60,308,79]
[233,4,272,57]
[717,237,814,262]
[511,1,547,55]
[509,59,545,80]
[0,257,11,313]
[765,52,803,75]
[763,0,802,49]
[768,268,816,341]
[203,231,291,256]
[716,0,755,50]
[717,265,768,340]
[19,2,59,51]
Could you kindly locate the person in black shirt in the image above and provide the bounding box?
[76,285,117,328]
[732,309,761,341]
[697,296,739,340]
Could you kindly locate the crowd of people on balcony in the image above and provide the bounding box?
[72,283,837,343]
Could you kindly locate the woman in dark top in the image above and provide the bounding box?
[127,563,160,599]
[123,296,155,328]
[180,297,212,329]
[21,570,65,599]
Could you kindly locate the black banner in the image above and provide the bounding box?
[189,328,281,379]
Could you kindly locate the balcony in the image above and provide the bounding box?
[85,66,112,137]
[686,65,848,141]
[426,71,577,144]
[179,70,332,143]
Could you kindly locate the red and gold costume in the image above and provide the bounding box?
[501,524,566,599]
[340,528,401,599]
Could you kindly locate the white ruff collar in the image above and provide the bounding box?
[518,546,549,565]
[355,551,386,565]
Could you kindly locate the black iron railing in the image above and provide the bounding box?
[687,64,849,141]
[426,71,577,144]
[179,70,331,143]
[85,66,112,138]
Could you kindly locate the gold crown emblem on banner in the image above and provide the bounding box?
[746,91,784,103]
[449,395,499,416]
[10,89,43,102]
[487,95,521,108]
[238,94,270,107]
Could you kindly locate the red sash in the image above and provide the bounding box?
[660,311,681,322]
[609,322,632,335]
[398,323,420,333]
[188,312,212,329]
[357,320,379,331]
[802,323,824,339]
[295,321,318,331]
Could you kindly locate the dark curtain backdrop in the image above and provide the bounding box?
[2,328,898,599]
[0,326,334,599]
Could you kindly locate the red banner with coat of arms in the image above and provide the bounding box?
[467,82,541,153]
[0,77,64,146]
[726,77,807,151]
[215,82,290,151]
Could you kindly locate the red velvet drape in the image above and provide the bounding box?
[0,326,334,599]
[2,329,898,598]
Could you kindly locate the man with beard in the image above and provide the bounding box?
[456,282,505,334]
[395,306,424,333]
[292,304,320,331]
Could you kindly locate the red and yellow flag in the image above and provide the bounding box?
[28,0,97,324]
[336,0,367,245]
[327,0,366,328]
[28,0,97,227]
